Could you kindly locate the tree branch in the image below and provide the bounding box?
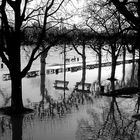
[21,0,28,20]
[24,6,46,21]
[72,43,82,56]
[110,0,139,28]
[47,0,65,17]
[116,44,122,58]
[7,0,16,9]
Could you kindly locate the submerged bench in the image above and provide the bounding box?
[75,82,91,93]
[2,74,11,81]
[54,80,69,90]
[26,71,40,78]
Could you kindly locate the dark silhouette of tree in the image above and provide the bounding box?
[11,115,23,140]
[121,45,126,85]
[0,0,65,113]
[108,0,140,87]
[88,33,104,88]
[72,28,87,90]
[85,0,128,88]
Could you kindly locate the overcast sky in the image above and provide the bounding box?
[64,0,85,25]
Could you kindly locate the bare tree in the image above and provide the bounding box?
[0,0,65,113]
[85,0,128,90]
[72,27,87,88]
[89,37,104,88]
[108,0,140,87]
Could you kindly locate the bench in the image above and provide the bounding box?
[54,80,69,90]
[26,71,39,78]
[75,82,91,93]
[2,74,11,81]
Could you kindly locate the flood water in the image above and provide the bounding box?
[1,97,140,140]
[0,49,139,140]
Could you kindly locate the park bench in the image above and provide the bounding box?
[26,70,39,78]
[54,80,69,90]
[2,74,11,81]
[74,82,91,93]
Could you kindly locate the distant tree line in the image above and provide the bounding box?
[21,24,137,47]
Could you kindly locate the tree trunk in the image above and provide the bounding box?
[80,44,86,104]
[81,55,86,104]
[82,56,86,82]
[81,45,86,91]
[40,52,47,101]
[10,53,24,111]
[131,49,135,85]
[111,51,116,80]
[122,46,126,85]
[11,76,23,111]
[111,49,116,91]
[98,45,102,87]
[9,28,23,111]
[138,49,140,88]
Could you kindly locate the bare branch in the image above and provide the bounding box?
[72,43,82,56]
[0,51,10,68]
[7,0,16,9]
[21,0,29,20]
[102,46,111,54]
[110,0,139,28]
[24,5,46,21]
[90,44,100,54]
[21,0,66,77]
[116,44,122,58]
[47,0,65,17]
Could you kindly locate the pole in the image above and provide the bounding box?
[64,44,66,100]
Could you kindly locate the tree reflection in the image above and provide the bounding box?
[76,97,140,140]
[0,115,24,140]
[134,96,140,114]
[35,83,93,118]
[0,116,11,136]
[0,89,11,106]
[97,97,124,139]
[11,115,23,140]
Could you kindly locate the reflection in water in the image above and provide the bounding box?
[76,97,140,140]
[98,97,123,139]
[0,89,11,107]
[0,116,11,137]
[36,86,93,118]
[1,94,140,140]
[0,115,23,140]
[0,104,92,140]
[11,115,23,140]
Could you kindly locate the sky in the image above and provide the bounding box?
[26,0,86,25]
[5,0,86,28]
[66,0,85,24]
